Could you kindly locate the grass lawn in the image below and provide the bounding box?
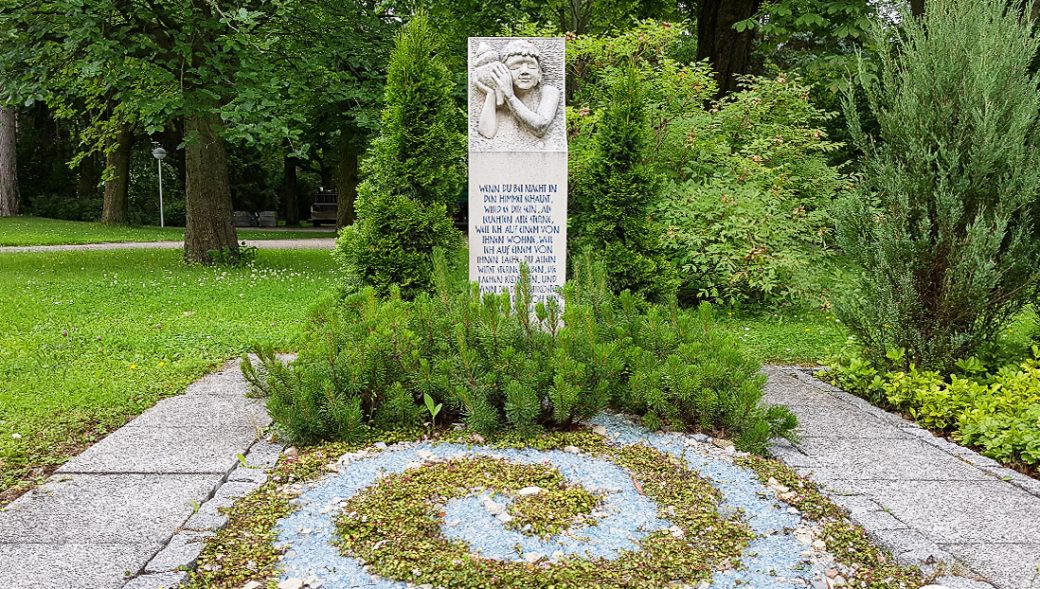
[0,216,337,246]
[719,309,848,366]
[0,248,340,504]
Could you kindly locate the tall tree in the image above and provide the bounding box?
[0,103,17,216]
[695,0,762,96]
[101,126,133,225]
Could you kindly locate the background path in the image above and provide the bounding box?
[765,366,1040,589]
[0,238,336,254]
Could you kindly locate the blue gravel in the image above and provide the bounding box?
[274,415,822,588]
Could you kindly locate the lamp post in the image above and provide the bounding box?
[151,146,167,227]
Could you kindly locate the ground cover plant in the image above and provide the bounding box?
[184,422,926,589]
[0,216,336,246]
[0,248,339,504]
[245,252,797,455]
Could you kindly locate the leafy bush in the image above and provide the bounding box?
[570,66,678,303]
[825,347,1040,467]
[244,252,796,453]
[567,23,848,307]
[653,74,847,307]
[836,0,1040,373]
[335,13,464,298]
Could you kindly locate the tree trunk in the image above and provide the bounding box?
[910,0,924,17]
[184,110,238,263]
[282,155,300,226]
[696,0,762,97]
[0,105,19,216]
[77,153,102,199]
[336,133,359,228]
[101,128,133,225]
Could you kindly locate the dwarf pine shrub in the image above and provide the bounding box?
[244,252,796,453]
[837,0,1040,372]
[335,14,464,298]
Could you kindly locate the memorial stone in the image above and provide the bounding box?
[468,37,567,304]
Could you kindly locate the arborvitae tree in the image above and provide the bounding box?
[335,14,464,298]
[571,67,678,303]
[837,0,1040,372]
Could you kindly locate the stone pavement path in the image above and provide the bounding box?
[0,359,283,589]
[764,366,1040,589]
[0,238,336,254]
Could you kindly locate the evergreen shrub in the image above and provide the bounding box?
[837,0,1040,372]
[244,252,796,453]
[334,13,465,299]
[569,66,678,303]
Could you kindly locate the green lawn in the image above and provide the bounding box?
[0,216,336,246]
[719,309,848,366]
[0,249,340,504]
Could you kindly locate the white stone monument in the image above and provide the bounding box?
[468,37,567,305]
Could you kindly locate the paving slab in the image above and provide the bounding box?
[942,544,1040,589]
[0,474,219,544]
[144,530,213,573]
[0,543,145,589]
[122,572,189,589]
[57,425,260,474]
[852,480,1040,544]
[761,370,842,406]
[792,437,992,481]
[128,394,270,429]
[788,402,902,439]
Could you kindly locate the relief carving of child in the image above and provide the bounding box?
[473,40,561,141]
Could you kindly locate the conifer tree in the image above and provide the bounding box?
[571,67,678,302]
[335,13,464,298]
[838,0,1040,372]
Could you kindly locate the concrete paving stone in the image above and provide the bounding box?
[122,572,188,589]
[769,439,816,468]
[847,507,909,531]
[941,544,1040,589]
[931,576,998,589]
[786,403,903,439]
[793,436,992,481]
[127,395,270,429]
[0,543,145,589]
[214,480,259,501]
[57,425,259,474]
[0,474,219,544]
[227,465,268,485]
[854,480,1040,544]
[871,528,955,568]
[243,439,283,469]
[763,371,843,406]
[183,495,233,531]
[144,530,213,573]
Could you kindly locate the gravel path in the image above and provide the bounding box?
[1,365,1036,588]
[765,366,1040,589]
[0,238,336,253]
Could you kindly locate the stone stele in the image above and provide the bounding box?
[468,37,567,305]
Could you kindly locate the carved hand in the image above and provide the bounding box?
[492,63,514,98]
